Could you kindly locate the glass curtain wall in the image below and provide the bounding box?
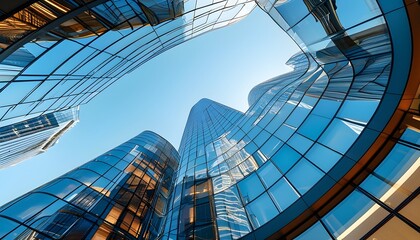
[0,131,180,239]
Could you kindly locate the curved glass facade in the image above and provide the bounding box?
[0,0,419,239]
[0,0,256,122]
[161,0,419,239]
[0,131,180,239]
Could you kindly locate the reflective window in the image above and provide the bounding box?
[238,173,264,204]
[67,169,101,186]
[319,119,363,154]
[257,161,282,188]
[322,190,377,238]
[81,161,112,175]
[298,114,330,140]
[311,99,341,119]
[215,186,251,239]
[0,217,18,238]
[269,177,299,211]
[246,193,279,229]
[286,158,324,194]
[1,193,57,222]
[274,124,295,141]
[337,100,379,124]
[271,144,301,173]
[288,133,313,154]
[306,143,341,172]
[369,217,420,240]
[0,82,38,106]
[260,135,283,158]
[39,178,81,198]
[335,0,382,30]
[296,221,332,240]
[360,143,419,207]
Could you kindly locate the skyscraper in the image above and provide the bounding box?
[0,0,419,239]
[0,107,79,168]
[0,131,180,239]
[0,0,256,163]
[160,1,419,239]
[0,0,256,122]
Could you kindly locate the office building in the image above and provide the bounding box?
[0,0,419,239]
[0,131,180,239]
[0,107,79,168]
[0,0,256,122]
[0,0,255,163]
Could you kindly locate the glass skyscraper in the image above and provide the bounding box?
[0,0,419,239]
[0,0,256,162]
[0,0,256,122]
[0,131,180,239]
[0,107,79,168]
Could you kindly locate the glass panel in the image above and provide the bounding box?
[337,100,379,125]
[360,143,419,208]
[399,196,420,227]
[237,173,264,204]
[268,177,300,211]
[322,190,377,238]
[67,169,101,186]
[335,0,382,29]
[271,144,301,174]
[39,178,81,198]
[0,82,38,106]
[306,143,341,172]
[273,0,310,28]
[24,40,83,74]
[1,193,57,222]
[257,161,282,188]
[298,114,330,141]
[260,135,283,158]
[0,217,18,238]
[215,186,251,239]
[296,221,332,240]
[311,99,341,119]
[319,119,363,154]
[286,158,324,195]
[288,133,313,154]
[368,217,420,240]
[245,193,279,229]
[81,161,112,175]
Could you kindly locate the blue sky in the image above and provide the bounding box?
[0,8,299,205]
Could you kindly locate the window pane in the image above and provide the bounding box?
[39,178,81,198]
[1,193,56,222]
[246,193,279,229]
[237,173,264,204]
[0,217,18,238]
[296,221,332,240]
[286,158,324,195]
[369,217,420,240]
[215,186,251,239]
[306,143,341,172]
[322,190,376,237]
[271,144,301,174]
[319,119,363,154]
[257,161,282,188]
[268,177,299,211]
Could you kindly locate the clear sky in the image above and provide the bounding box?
[0,8,299,205]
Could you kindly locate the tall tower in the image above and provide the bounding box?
[0,131,179,239]
[0,107,79,168]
